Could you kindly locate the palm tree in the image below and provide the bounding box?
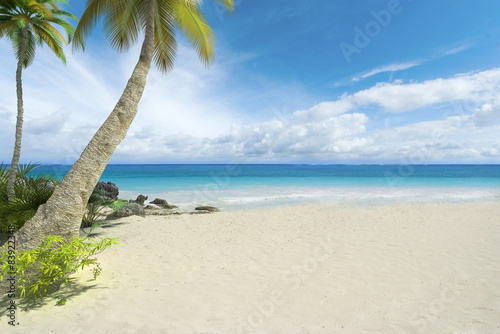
[14,0,234,251]
[0,0,76,203]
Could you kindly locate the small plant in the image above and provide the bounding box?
[109,199,127,211]
[81,202,108,228]
[81,189,124,228]
[83,221,104,237]
[56,298,67,306]
[0,235,121,300]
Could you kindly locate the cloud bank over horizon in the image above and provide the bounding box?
[1,46,498,164]
[112,67,500,163]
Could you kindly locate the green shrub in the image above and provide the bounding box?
[81,188,117,228]
[0,163,59,233]
[0,163,117,231]
[0,235,121,299]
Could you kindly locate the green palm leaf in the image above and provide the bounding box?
[1,1,77,68]
[174,0,215,66]
[73,0,235,73]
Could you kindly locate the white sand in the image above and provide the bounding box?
[1,201,500,333]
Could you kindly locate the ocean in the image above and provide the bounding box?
[32,164,500,211]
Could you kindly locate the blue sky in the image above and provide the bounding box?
[1,0,500,164]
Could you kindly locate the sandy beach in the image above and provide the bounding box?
[1,201,499,333]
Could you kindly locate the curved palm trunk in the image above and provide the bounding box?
[7,26,29,203]
[13,0,155,252]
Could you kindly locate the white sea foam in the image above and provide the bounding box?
[119,187,499,211]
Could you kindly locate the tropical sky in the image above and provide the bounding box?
[1,0,500,164]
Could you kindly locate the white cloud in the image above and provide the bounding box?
[111,111,370,162]
[440,43,471,57]
[352,68,500,113]
[302,68,500,123]
[25,108,71,134]
[343,42,473,85]
[294,94,354,120]
[108,67,500,163]
[470,102,500,127]
[0,106,13,122]
[351,60,424,82]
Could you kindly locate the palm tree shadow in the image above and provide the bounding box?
[0,276,100,313]
[99,221,128,229]
[79,221,128,238]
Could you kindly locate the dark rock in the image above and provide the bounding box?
[144,205,160,210]
[135,194,148,205]
[195,206,220,212]
[95,181,119,201]
[150,198,168,205]
[149,198,177,209]
[106,203,145,220]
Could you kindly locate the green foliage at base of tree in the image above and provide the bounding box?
[0,235,121,300]
[0,163,122,232]
[81,188,119,228]
[0,163,58,233]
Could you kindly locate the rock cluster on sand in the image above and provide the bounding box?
[129,194,148,205]
[149,198,178,209]
[106,203,145,220]
[194,206,220,212]
[102,193,220,218]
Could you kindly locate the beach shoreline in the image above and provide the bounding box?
[1,200,499,333]
[119,186,500,213]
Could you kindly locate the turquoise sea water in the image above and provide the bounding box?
[33,164,500,211]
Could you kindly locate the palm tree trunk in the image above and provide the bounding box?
[13,0,156,252]
[7,25,29,203]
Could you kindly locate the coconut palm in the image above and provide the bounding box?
[0,0,76,203]
[14,0,234,251]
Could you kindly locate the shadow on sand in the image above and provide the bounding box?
[0,275,104,315]
[79,220,129,239]
[1,220,127,316]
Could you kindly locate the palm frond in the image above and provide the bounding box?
[174,0,215,67]
[104,0,143,52]
[32,23,66,63]
[211,0,234,13]
[153,0,177,74]
[0,19,15,38]
[48,14,75,43]
[23,28,37,67]
[9,26,37,67]
[72,0,108,52]
[0,163,8,183]
[27,2,53,19]
[37,19,66,43]
[13,175,54,209]
[17,161,40,176]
